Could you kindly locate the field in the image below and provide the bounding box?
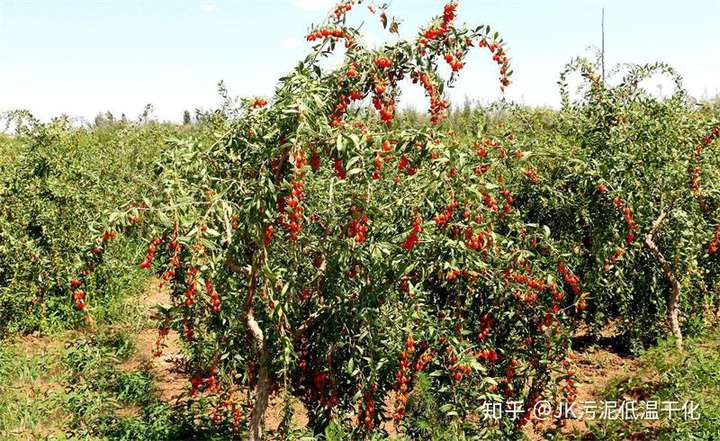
[2,1,720,440]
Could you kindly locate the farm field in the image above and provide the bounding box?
[1,1,720,440]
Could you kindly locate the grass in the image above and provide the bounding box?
[0,338,68,440]
[557,330,720,441]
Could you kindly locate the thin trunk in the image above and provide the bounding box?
[643,210,683,349]
[247,308,271,441]
[241,255,271,441]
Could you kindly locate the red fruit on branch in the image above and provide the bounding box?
[251,98,268,108]
[264,225,274,246]
[374,57,392,69]
[334,158,346,179]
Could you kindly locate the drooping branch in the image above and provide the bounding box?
[643,210,683,349]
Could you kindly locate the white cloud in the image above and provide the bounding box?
[290,0,333,11]
[201,3,218,13]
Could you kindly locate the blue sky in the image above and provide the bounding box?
[1,0,719,122]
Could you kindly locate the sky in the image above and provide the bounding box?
[1,0,719,123]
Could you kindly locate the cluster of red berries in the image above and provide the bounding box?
[500,188,513,216]
[397,154,410,172]
[557,261,581,297]
[524,168,539,184]
[330,93,350,127]
[474,139,491,158]
[434,199,458,228]
[558,261,588,311]
[357,384,377,430]
[286,181,305,241]
[413,71,447,124]
[205,279,221,313]
[507,271,551,304]
[333,1,352,18]
[443,1,458,25]
[401,216,423,251]
[372,151,384,180]
[475,348,498,362]
[373,77,387,95]
[561,356,578,402]
[101,229,117,242]
[418,1,457,42]
[263,225,274,246]
[689,126,719,208]
[70,278,86,310]
[482,191,498,212]
[306,27,346,42]
[250,98,268,108]
[476,313,493,341]
[311,372,339,409]
[478,39,511,89]
[283,149,307,242]
[443,51,465,72]
[448,349,470,382]
[374,57,392,69]
[333,158,346,179]
[464,226,492,251]
[473,162,491,176]
[189,368,219,397]
[371,94,396,123]
[347,206,369,243]
[708,225,720,254]
[393,336,417,421]
[605,246,625,271]
[139,237,162,269]
[612,197,638,244]
[182,267,199,308]
[503,358,519,381]
[160,237,181,288]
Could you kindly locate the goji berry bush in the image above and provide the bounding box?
[67,2,588,439]
[510,59,720,350]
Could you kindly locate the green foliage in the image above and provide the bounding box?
[0,114,189,334]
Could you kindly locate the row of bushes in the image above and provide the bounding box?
[0,113,215,334]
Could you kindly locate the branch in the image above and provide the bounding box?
[224,258,251,276]
[644,210,673,277]
[643,209,683,349]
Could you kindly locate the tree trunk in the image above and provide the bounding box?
[238,255,271,441]
[247,309,271,441]
[643,210,683,349]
